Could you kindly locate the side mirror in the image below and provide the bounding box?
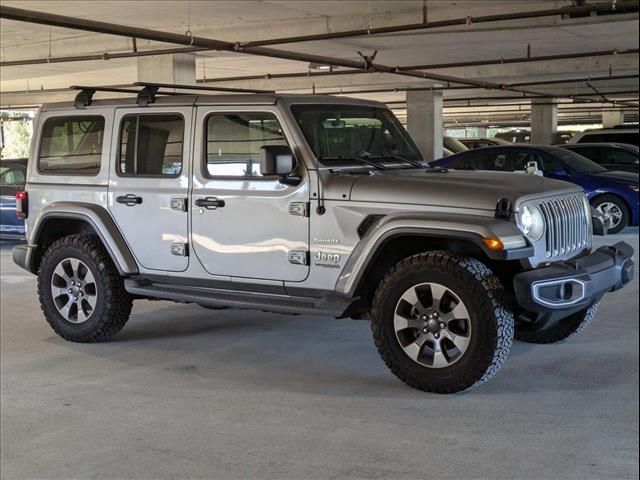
[260,145,299,185]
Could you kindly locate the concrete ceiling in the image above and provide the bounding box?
[0,0,638,125]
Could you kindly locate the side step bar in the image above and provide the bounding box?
[124,278,353,317]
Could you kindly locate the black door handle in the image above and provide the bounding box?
[195,197,225,209]
[116,194,143,206]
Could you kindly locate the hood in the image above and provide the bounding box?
[333,169,582,212]
[590,170,639,184]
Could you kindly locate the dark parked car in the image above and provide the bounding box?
[494,130,530,144]
[569,126,639,146]
[558,143,639,173]
[443,136,468,153]
[459,137,511,149]
[432,145,639,233]
[0,158,27,240]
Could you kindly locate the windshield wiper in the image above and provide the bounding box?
[319,155,387,170]
[365,154,425,168]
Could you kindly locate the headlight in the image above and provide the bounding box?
[518,204,545,241]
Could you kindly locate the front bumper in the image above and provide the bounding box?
[514,241,634,314]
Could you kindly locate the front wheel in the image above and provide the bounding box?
[592,195,629,234]
[370,252,514,394]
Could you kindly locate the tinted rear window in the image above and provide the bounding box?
[38,116,104,175]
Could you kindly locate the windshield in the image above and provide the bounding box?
[0,162,27,187]
[290,104,423,169]
[554,148,608,174]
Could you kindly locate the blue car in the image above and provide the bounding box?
[0,158,27,240]
[432,145,639,234]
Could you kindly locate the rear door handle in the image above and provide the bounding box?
[116,194,143,206]
[195,197,225,210]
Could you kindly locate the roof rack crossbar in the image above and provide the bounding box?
[70,85,141,108]
[132,81,275,94]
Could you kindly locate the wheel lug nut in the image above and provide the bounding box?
[73,297,78,301]
[435,333,440,339]
[422,328,428,333]
[440,323,446,329]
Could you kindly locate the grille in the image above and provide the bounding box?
[537,194,590,259]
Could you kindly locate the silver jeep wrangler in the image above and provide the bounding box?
[13,84,635,393]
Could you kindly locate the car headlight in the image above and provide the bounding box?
[518,204,545,241]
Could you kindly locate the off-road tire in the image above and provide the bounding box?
[37,234,133,342]
[370,251,514,394]
[591,195,629,234]
[515,301,600,344]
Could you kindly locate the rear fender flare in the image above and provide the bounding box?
[29,202,138,275]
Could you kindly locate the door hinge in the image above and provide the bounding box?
[171,242,189,257]
[288,250,309,266]
[171,197,188,212]
[288,202,310,217]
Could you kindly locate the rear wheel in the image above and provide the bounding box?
[370,252,514,393]
[515,302,599,344]
[37,234,133,343]
[592,195,629,234]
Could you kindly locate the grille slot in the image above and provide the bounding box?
[536,194,590,259]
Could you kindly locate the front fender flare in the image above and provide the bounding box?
[335,212,530,297]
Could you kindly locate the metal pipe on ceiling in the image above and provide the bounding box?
[0,5,583,99]
[509,73,639,87]
[3,45,635,74]
[238,2,640,48]
[0,46,208,66]
[195,48,640,84]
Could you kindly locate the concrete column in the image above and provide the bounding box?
[476,126,488,138]
[406,90,443,162]
[137,53,196,85]
[530,98,558,145]
[602,110,625,128]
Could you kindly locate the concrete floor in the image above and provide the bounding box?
[1,231,638,480]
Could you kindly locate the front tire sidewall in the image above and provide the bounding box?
[372,254,513,393]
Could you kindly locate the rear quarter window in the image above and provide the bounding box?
[38,116,105,175]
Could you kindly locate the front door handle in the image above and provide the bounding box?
[116,194,143,206]
[195,197,225,210]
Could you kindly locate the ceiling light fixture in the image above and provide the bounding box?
[308,62,333,71]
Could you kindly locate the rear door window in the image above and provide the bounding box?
[38,116,104,175]
[118,114,184,176]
